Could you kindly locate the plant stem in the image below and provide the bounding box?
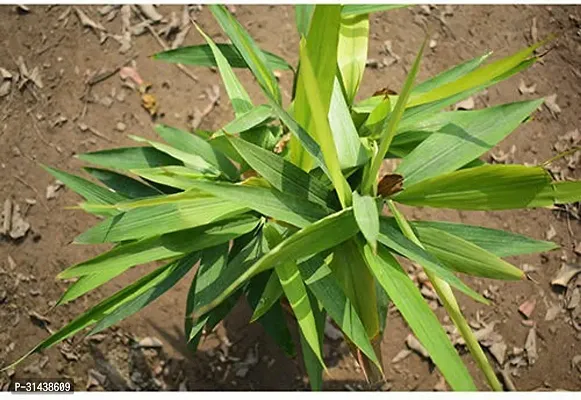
[386,200,503,391]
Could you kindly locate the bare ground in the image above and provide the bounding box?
[1,4,581,391]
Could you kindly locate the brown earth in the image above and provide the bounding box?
[1,4,581,392]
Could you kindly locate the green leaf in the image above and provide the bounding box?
[153,43,292,71]
[192,228,265,315]
[363,39,426,195]
[408,40,546,107]
[394,164,552,210]
[84,167,162,198]
[337,12,369,105]
[341,5,406,16]
[186,244,242,350]
[130,166,213,191]
[414,226,524,280]
[3,253,201,371]
[249,270,284,322]
[228,136,332,207]
[154,124,239,181]
[209,5,281,104]
[298,37,352,208]
[299,292,326,391]
[295,5,315,36]
[58,271,125,306]
[193,207,359,317]
[300,254,381,369]
[328,78,369,169]
[130,135,221,176]
[58,216,260,280]
[264,225,325,368]
[529,180,581,206]
[360,95,392,138]
[266,96,329,176]
[77,146,182,171]
[411,220,558,257]
[362,244,476,391]
[245,271,295,357]
[290,5,342,172]
[379,217,487,304]
[88,253,199,335]
[75,196,248,244]
[43,166,126,216]
[397,58,537,135]
[412,52,491,95]
[222,104,274,134]
[352,192,379,252]
[194,24,253,116]
[396,100,543,186]
[186,179,332,228]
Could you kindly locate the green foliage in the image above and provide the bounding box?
[8,4,581,393]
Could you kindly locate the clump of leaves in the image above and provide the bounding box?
[5,4,581,391]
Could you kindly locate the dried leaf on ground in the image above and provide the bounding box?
[74,7,106,32]
[7,203,30,240]
[405,333,429,358]
[490,341,508,365]
[433,375,447,391]
[518,298,536,319]
[454,96,475,110]
[46,180,64,200]
[544,94,561,118]
[137,5,163,23]
[568,288,580,310]
[1,198,12,235]
[546,225,556,240]
[572,355,581,373]
[551,263,581,288]
[530,17,538,43]
[545,304,561,321]
[119,66,144,87]
[141,93,158,116]
[518,79,537,95]
[391,349,412,363]
[525,328,538,365]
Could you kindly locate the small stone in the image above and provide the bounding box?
[115,122,126,132]
[137,337,163,348]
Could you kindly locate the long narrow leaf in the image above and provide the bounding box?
[209,5,281,103]
[153,43,292,71]
[362,244,476,391]
[414,226,525,280]
[337,13,369,105]
[3,253,201,371]
[396,100,543,186]
[155,124,239,181]
[412,220,558,257]
[186,179,332,228]
[193,208,359,318]
[75,197,248,244]
[228,136,332,207]
[299,38,352,207]
[379,217,487,303]
[394,164,552,210]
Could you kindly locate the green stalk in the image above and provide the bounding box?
[386,200,503,391]
[361,38,426,196]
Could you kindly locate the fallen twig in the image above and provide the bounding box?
[36,34,66,56]
[14,176,48,210]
